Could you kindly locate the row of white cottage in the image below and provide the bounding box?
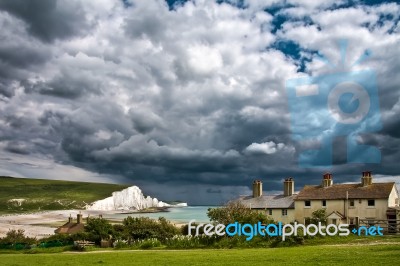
[236,171,400,231]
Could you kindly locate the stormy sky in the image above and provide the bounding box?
[0,0,399,205]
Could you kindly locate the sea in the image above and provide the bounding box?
[103,206,215,223]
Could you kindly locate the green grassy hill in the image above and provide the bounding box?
[0,176,129,214]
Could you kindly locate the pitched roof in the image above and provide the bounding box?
[295,182,395,200]
[54,222,84,234]
[326,211,345,219]
[236,194,296,209]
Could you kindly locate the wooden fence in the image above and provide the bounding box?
[358,219,400,233]
[74,240,95,249]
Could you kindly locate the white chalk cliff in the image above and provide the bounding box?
[86,186,187,211]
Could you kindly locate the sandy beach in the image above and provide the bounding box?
[0,210,122,239]
[0,209,188,239]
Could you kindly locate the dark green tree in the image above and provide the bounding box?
[122,216,179,242]
[207,201,274,225]
[0,229,36,245]
[305,209,327,225]
[112,223,125,241]
[84,217,113,243]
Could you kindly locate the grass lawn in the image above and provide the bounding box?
[0,244,399,266]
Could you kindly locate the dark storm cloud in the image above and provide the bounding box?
[0,42,49,69]
[23,70,103,99]
[5,141,31,155]
[0,79,15,98]
[0,0,93,43]
[129,108,164,134]
[213,109,290,151]
[0,107,61,159]
[0,8,53,98]
[0,0,398,204]
[206,188,222,194]
[383,117,400,139]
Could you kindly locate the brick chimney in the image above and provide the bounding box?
[361,171,372,186]
[283,177,294,196]
[77,213,83,224]
[322,173,333,187]
[252,180,262,198]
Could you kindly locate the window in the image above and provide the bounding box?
[368,199,375,207]
[322,200,326,207]
[268,209,272,216]
[305,200,311,207]
[349,200,355,207]
[282,209,287,216]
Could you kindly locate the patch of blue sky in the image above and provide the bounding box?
[271,39,317,73]
[165,0,190,10]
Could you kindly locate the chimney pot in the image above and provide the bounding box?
[361,171,372,186]
[77,213,83,224]
[322,173,333,187]
[252,180,262,198]
[284,177,294,196]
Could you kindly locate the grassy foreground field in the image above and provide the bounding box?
[1,244,399,266]
[0,176,129,214]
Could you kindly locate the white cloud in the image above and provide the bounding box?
[244,141,293,155]
[186,44,223,75]
[0,0,399,203]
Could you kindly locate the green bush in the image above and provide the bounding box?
[84,217,113,244]
[113,240,129,249]
[0,229,36,248]
[139,238,161,249]
[122,216,180,242]
[71,231,92,242]
[40,233,72,243]
[305,209,327,225]
[165,235,222,249]
[165,235,202,249]
[112,224,125,241]
[207,202,274,225]
[39,234,75,248]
